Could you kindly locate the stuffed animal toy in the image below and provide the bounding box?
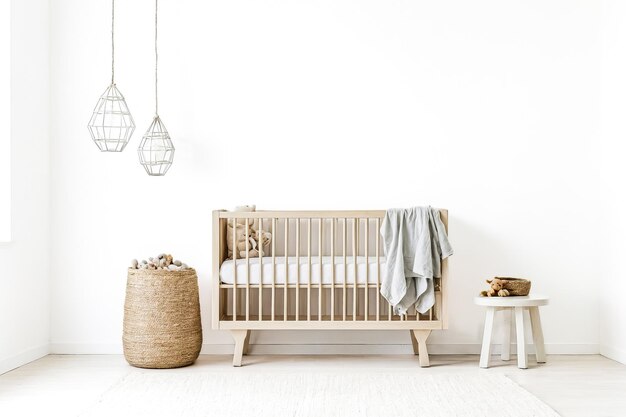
[250,228,272,257]
[226,205,272,259]
[480,278,510,297]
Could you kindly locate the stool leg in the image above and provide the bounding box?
[501,308,512,361]
[529,307,546,363]
[515,307,527,369]
[479,307,496,368]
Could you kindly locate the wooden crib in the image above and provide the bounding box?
[212,209,449,367]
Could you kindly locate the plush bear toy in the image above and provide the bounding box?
[250,228,272,257]
[226,205,272,259]
[480,278,510,297]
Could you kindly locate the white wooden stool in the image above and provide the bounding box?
[474,295,549,369]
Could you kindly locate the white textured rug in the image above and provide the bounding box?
[81,372,559,417]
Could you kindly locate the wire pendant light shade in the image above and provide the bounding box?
[88,84,135,152]
[138,0,174,176]
[87,0,135,152]
[138,116,175,176]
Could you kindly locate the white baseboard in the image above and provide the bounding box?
[50,343,124,355]
[0,345,49,375]
[50,342,599,356]
[600,344,626,365]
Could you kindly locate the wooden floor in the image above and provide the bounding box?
[0,354,624,416]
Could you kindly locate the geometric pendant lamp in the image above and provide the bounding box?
[138,0,174,176]
[138,115,175,176]
[88,0,135,152]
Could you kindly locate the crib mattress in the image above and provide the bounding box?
[220,256,387,285]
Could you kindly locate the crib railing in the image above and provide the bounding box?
[212,210,449,330]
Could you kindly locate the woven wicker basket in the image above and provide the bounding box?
[123,268,202,369]
[497,277,532,296]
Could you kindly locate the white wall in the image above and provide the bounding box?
[0,0,50,374]
[49,0,605,354]
[599,0,626,365]
[0,0,10,242]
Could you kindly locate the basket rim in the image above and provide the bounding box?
[128,267,197,274]
[495,277,531,282]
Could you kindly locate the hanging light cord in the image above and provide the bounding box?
[111,0,115,84]
[155,0,159,116]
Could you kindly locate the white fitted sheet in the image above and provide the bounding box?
[220,256,387,285]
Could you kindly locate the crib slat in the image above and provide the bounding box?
[246,218,250,322]
[435,290,442,322]
[233,219,237,321]
[387,211,392,321]
[343,218,347,322]
[296,218,300,321]
[353,218,357,321]
[284,219,289,321]
[318,218,323,321]
[307,218,312,322]
[272,218,276,322]
[376,217,381,321]
[364,219,369,321]
[330,218,335,321]
[258,219,263,321]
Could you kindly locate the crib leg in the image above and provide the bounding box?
[242,330,252,355]
[411,330,431,367]
[409,331,419,355]
[231,330,249,367]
